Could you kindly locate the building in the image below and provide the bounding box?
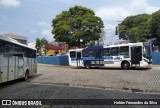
[49,41,68,53]
[4,33,28,45]
[114,40,130,45]
[45,44,66,55]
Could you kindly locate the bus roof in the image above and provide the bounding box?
[104,43,143,48]
[69,48,83,52]
[0,35,36,50]
[83,46,103,50]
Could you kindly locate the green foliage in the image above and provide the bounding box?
[86,41,95,46]
[35,38,41,54]
[151,10,160,41]
[35,38,48,55]
[119,14,151,42]
[52,6,104,48]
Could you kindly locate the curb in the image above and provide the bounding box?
[146,65,160,68]
[31,82,160,95]
[37,63,74,69]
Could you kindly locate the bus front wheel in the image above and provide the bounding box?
[122,62,130,70]
[85,62,91,69]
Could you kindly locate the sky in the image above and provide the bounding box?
[0,0,160,44]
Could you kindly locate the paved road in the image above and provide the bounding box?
[31,65,160,93]
[0,65,160,108]
[0,80,160,108]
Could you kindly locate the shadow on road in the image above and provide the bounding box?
[72,67,152,71]
[0,74,43,89]
[27,74,43,82]
[0,79,23,89]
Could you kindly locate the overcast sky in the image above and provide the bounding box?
[0,0,159,44]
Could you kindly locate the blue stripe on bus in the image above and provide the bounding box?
[71,57,104,61]
[71,56,122,61]
[103,56,113,60]
[71,58,83,60]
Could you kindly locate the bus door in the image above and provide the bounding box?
[8,54,15,81]
[76,51,82,67]
[95,50,104,66]
[131,46,142,67]
[0,55,2,83]
[0,54,8,82]
[17,54,24,78]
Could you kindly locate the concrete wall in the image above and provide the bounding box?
[37,55,69,66]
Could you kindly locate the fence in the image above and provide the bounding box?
[151,41,160,65]
[37,55,69,66]
[151,52,160,65]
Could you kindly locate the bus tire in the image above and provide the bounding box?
[24,70,29,81]
[85,62,91,69]
[122,61,130,70]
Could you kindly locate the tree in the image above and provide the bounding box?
[35,38,41,55]
[151,10,160,41]
[41,38,48,55]
[52,6,104,48]
[119,14,151,42]
[35,38,48,55]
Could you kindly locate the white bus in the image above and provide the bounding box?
[0,35,37,83]
[68,43,151,69]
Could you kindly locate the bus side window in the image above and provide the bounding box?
[119,46,129,58]
[88,50,94,57]
[103,48,110,56]
[83,50,94,57]
[0,42,14,54]
[70,51,76,58]
[82,50,87,57]
[95,50,99,57]
[0,40,4,53]
[13,53,23,57]
[22,47,26,57]
[4,42,9,53]
[110,47,119,56]
[8,43,14,53]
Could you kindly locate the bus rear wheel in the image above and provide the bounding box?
[85,62,91,69]
[24,70,29,81]
[122,62,130,70]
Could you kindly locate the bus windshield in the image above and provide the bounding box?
[143,42,151,59]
